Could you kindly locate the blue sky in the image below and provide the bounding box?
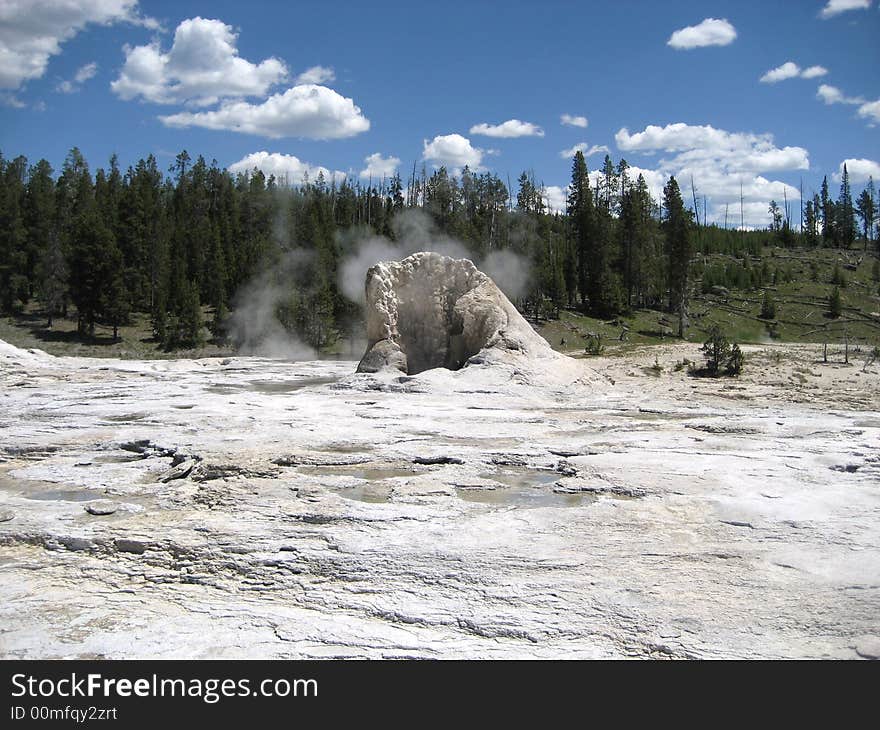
[1,0,878,226]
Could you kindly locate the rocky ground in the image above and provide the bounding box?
[0,338,878,659]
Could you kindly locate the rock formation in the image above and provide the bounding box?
[356,252,556,375]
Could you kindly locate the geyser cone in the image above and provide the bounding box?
[356,251,555,375]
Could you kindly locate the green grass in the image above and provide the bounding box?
[0,306,233,360]
[537,246,880,354]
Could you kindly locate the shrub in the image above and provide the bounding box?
[759,290,776,320]
[828,287,842,319]
[584,334,604,355]
[727,343,744,375]
[701,326,730,375]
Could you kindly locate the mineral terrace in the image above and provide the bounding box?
[0,261,878,659]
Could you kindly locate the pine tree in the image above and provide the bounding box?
[567,151,592,308]
[37,229,67,327]
[837,164,856,248]
[701,325,730,375]
[855,177,875,250]
[68,211,118,337]
[0,154,29,312]
[828,286,842,318]
[760,290,776,319]
[820,176,834,245]
[662,176,692,336]
[23,159,55,302]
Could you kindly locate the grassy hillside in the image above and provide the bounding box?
[538,246,880,353]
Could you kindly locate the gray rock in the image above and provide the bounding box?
[413,455,464,465]
[854,636,880,660]
[84,500,118,516]
[160,459,196,483]
[0,509,14,522]
[115,538,147,554]
[59,536,95,551]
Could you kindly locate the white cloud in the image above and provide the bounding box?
[228,151,346,185]
[615,123,809,171]
[760,62,830,84]
[295,65,335,85]
[422,133,484,171]
[559,142,610,159]
[817,83,864,105]
[667,18,737,49]
[820,0,871,19]
[542,185,568,214]
[614,122,808,226]
[111,17,287,106]
[801,65,828,79]
[0,0,155,90]
[469,119,544,138]
[0,92,25,108]
[857,99,880,125]
[159,84,370,139]
[359,152,400,180]
[816,83,879,125]
[560,114,588,128]
[56,61,97,93]
[833,158,880,183]
[760,62,801,84]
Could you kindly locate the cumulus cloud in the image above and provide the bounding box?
[469,119,544,138]
[295,65,335,85]
[111,17,287,106]
[615,123,809,170]
[541,185,568,214]
[667,18,736,49]
[833,158,880,183]
[559,142,610,159]
[0,0,155,90]
[359,152,400,180]
[857,99,880,125]
[820,0,872,19]
[228,151,346,185]
[560,114,588,128]
[159,84,370,139]
[422,133,483,171]
[801,65,828,79]
[816,83,864,105]
[56,61,97,93]
[816,83,879,125]
[614,121,808,227]
[761,62,830,84]
[760,62,800,84]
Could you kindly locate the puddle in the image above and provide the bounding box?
[334,485,391,503]
[0,473,105,502]
[294,464,414,503]
[477,467,560,489]
[207,377,340,395]
[104,413,148,422]
[27,488,105,502]
[297,466,417,480]
[456,467,594,508]
[457,486,593,508]
[312,444,375,454]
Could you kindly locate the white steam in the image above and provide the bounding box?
[227,250,316,359]
[337,209,533,305]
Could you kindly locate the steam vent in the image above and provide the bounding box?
[357,251,555,375]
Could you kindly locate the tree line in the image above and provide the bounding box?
[0,146,877,350]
